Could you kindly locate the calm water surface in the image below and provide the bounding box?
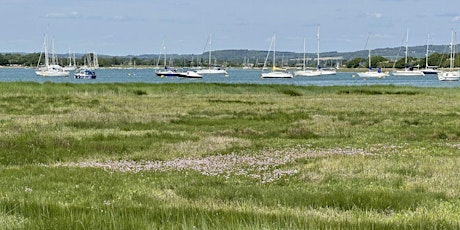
[0,68,458,87]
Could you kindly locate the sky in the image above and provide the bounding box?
[1,0,460,56]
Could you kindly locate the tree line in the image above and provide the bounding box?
[1,52,459,69]
[346,53,459,69]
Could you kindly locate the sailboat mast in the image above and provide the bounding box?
[450,30,454,71]
[208,34,212,68]
[302,37,306,71]
[365,33,371,69]
[404,29,409,65]
[273,34,276,70]
[164,39,167,68]
[316,26,320,69]
[425,34,430,68]
[44,35,49,67]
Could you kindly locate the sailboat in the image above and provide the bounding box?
[35,34,70,77]
[422,34,441,75]
[63,50,76,71]
[261,34,293,79]
[296,27,336,76]
[294,38,316,76]
[155,37,178,77]
[438,30,460,81]
[357,33,389,78]
[196,34,228,76]
[155,38,178,77]
[391,29,425,76]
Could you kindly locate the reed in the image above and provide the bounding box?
[0,82,460,229]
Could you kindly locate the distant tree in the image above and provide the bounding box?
[0,54,8,65]
[371,56,388,68]
[346,57,365,68]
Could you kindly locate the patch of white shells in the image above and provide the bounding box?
[58,146,370,183]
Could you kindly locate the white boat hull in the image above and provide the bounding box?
[391,70,425,76]
[196,69,228,75]
[261,71,293,79]
[294,70,320,76]
[357,71,389,78]
[36,71,70,77]
[320,69,337,75]
[437,72,460,81]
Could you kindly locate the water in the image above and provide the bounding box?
[0,68,458,87]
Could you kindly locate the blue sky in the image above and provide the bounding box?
[1,0,459,56]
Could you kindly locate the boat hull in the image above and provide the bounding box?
[74,69,96,79]
[437,72,460,81]
[196,69,228,75]
[156,69,179,77]
[261,71,293,79]
[294,70,321,77]
[391,70,425,76]
[357,71,389,78]
[320,69,337,75]
[422,69,441,75]
[36,70,70,77]
[177,71,203,78]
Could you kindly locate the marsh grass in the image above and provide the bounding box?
[1,82,460,229]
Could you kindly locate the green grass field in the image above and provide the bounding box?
[1,82,460,229]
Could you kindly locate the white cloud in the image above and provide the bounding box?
[452,16,460,22]
[45,11,79,19]
[367,12,383,18]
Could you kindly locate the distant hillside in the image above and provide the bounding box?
[135,44,451,64]
[1,44,452,67]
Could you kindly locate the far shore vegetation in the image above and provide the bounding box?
[1,47,460,70]
[1,82,460,229]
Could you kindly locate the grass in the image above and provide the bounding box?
[1,82,460,229]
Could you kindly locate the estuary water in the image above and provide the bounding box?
[0,68,459,87]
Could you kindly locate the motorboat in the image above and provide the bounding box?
[74,67,96,79]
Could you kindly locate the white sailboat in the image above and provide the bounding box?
[297,27,336,76]
[261,34,293,79]
[63,49,76,71]
[35,34,69,77]
[316,27,336,75]
[438,30,460,81]
[294,38,316,76]
[357,33,389,78]
[422,34,441,75]
[392,29,425,76]
[196,34,228,76]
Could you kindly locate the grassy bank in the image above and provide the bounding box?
[1,82,460,229]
